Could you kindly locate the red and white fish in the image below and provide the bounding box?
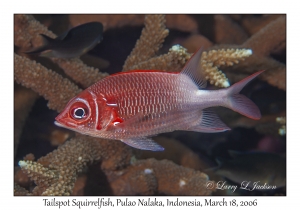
[55,48,262,151]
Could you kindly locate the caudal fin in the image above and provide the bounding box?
[226,70,264,120]
[24,34,54,54]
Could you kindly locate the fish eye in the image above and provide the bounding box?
[69,101,90,121]
[72,107,88,119]
[73,108,85,118]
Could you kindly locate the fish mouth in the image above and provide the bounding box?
[54,120,81,134]
[54,120,95,137]
[54,121,65,128]
[54,120,78,128]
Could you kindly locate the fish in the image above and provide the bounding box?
[55,48,262,151]
[212,151,286,189]
[25,22,103,58]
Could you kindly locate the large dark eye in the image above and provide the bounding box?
[72,107,87,119]
[69,101,90,121]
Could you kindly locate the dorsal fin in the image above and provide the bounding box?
[180,47,207,89]
[56,29,70,40]
[39,34,55,43]
[125,69,175,74]
[110,69,178,78]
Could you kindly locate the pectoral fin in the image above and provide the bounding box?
[121,138,164,151]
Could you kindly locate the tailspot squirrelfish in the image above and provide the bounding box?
[55,48,263,151]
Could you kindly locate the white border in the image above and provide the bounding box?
[5,1,295,209]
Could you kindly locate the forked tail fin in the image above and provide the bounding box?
[226,70,264,120]
[24,34,54,54]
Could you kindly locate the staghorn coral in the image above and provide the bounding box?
[124,45,192,72]
[219,15,286,90]
[19,160,59,192]
[122,15,169,71]
[69,14,198,33]
[14,14,285,196]
[16,134,212,195]
[182,15,286,90]
[52,57,109,88]
[14,14,56,50]
[242,15,286,57]
[200,48,252,87]
[234,14,284,36]
[182,34,213,53]
[14,183,31,196]
[14,53,82,112]
[241,16,286,90]
[213,15,249,45]
[108,158,212,195]
[17,134,134,195]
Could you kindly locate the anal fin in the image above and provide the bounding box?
[121,138,164,151]
[188,109,230,133]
